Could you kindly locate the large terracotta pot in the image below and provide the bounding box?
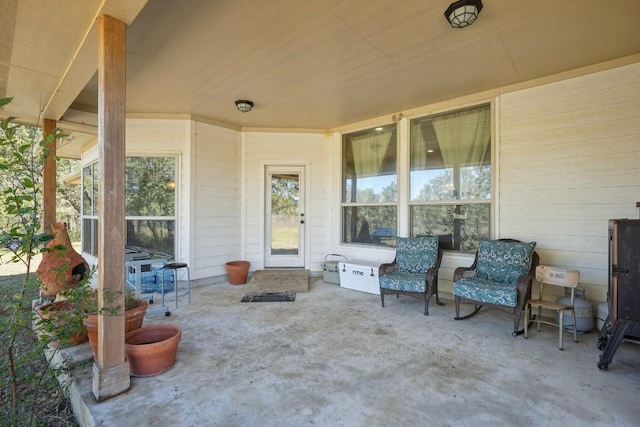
[36,301,88,348]
[225,261,250,285]
[83,299,149,361]
[125,324,182,377]
[36,222,89,297]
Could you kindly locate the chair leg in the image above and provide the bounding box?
[174,265,191,308]
[454,297,483,320]
[536,306,542,332]
[380,290,385,308]
[513,310,524,337]
[432,278,444,306]
[524,303,529,339]
[174,268,179,308]
[161,269,166,308]
[423,292,429,316]
[186,266,191,304]
[559,310,564,350]
[570,307,578,343]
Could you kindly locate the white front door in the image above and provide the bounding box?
[264,165,305,268]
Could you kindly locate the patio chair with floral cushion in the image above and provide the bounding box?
[453,238,539,336]
[379,236,444,315]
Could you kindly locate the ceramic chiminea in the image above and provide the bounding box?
[36,222,89,297]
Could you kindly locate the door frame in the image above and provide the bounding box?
[262,163,309,268]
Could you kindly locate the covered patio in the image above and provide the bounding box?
[2,0,640,421]
[60,277,640,426]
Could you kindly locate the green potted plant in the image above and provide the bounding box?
[79,286,148,361]
[34,299,88,349]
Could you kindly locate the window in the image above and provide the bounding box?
[409,104,491,252]
[81,156,177,257]
[342,123,397,246]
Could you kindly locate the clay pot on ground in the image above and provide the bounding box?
[125,324,182,377]
[225,261,250,285]
[36,301,88,348]
[36,222,90,297]
[83,299,149,361]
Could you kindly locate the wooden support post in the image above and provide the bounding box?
[93,14,130,401]
[42,119,57,234]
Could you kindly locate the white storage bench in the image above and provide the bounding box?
[338,259,381,295]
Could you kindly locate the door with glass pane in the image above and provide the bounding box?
[265,166,305,267]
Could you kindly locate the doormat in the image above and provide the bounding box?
[247,269,309,293]
[241,291,296,303]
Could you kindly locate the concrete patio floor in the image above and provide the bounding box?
[62,276,640,427]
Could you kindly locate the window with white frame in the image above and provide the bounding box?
[409,104,491,252]
[81,156,177,257]
[342,123,397,246]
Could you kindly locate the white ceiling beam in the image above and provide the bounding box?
[42,0,148,121]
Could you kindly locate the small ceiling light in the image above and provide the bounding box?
[444,0,483,28]
[235,100,254,113]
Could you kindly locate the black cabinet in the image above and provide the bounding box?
[610,219,640,323]
[598,219,640,370]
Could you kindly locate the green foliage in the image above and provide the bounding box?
[85,156,176,255]
[270,175,299,217]
[0,98,76,425]
[58,269,135,318]
[0,274,74,426]
[56,158,81,241]
[125,156,175,216]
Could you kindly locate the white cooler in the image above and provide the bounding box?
[322,254,347,285]
[338,259,381,295]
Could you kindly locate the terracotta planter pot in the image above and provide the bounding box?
[36,301,88,348]
[36,222,89,297]
[83,299,148,361]
[225,261,250,285]
[125,324,182,377]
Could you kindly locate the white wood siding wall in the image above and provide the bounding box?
[78,61,640,303]
[192,122,239,279]
[243,132,329,271]
[499,62,640,301]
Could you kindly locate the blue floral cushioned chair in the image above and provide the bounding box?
[453,238,539,336]
[379,236,444,315]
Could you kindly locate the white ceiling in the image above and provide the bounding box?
[2,0,640,138]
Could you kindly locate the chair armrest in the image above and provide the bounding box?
[453,252,478,282]
[516,273,534,296]
[453,266,475,282]
[426,266,439,282]
[517,250,538,298]
[379,261,397,277]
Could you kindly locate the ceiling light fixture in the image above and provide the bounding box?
[235,100,254,113]
[444,0,483,28]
